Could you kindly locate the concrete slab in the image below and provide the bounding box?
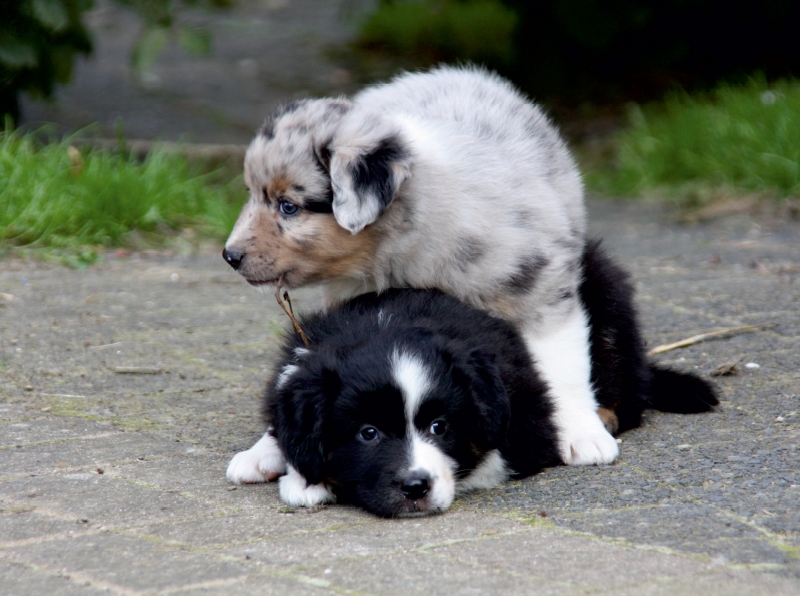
[2,200,800,594]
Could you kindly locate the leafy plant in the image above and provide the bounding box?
[1,0,234,124]
[115,0,231,73]
[0,0,94,124]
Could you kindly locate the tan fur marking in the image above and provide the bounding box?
[304,216,379,276]
[268,175,292,200]
[224,200,380,288]
[485,294,526,320]
[597,407,619,435]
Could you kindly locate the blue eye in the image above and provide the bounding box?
[359,426,379,442]
[429,420,447,436]
[279,200,300,215]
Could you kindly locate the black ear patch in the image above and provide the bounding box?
[274,367,340,485]
[330,131,411,234]
[349,136,408,211]
[314,139,332,172]
[463,349,511,449]
[446,346,510,450]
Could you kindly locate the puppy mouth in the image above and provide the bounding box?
[244,270,294,288]
[396,497,441,518]
[246,277,281,287]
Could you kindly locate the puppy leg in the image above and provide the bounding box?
[524,305,619,465]
[226,432,286,484]
[279,465,336,507]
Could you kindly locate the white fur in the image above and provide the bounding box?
[525,307,619,465]
[391,351,458,512]
[407,434,457,512]
[391,351,431,422]
[226,432,286,484]
[275,364,299,390]
[457,450,510,492]
[279,464,335,507]
[376,310,393,327]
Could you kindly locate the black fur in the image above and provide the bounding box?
[265,241,718,516]
[348,136,407,210]
[580,239,718,431]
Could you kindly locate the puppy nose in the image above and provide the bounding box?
[400,474,430,500]
[222,247,244,270]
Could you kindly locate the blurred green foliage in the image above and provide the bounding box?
[1,0,232,125]
[358,0,518,67]
[115,0,232,73]
[585,77,800,200]
[1,0,94,124]
[0,126,246,265]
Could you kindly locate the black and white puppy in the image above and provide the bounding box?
[227,241,718,517]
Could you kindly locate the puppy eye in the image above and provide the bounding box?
[358,426,380,442]
[279,200,300,216]
[429,420,447,436]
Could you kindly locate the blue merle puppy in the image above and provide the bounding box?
[223,65,619,467]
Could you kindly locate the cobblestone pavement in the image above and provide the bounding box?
[8,1,800,592]
[1,199,798,595]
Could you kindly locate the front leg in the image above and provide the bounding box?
[279,465,336,507]
[524,304,619,465]
[226,432,287,484]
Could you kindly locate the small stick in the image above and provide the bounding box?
[89,342,125,351]
[648,322,776,355]
[275,275,310,347]
[113,366,163,374]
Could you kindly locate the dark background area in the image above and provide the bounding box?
[501,0,800,105]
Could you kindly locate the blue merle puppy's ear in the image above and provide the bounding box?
[451,348,511,450]
[274,367,340,485]
[328,118,412,234]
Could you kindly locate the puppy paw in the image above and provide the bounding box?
[279,465,335,507]
[560,423,619,466]
[226,433,286,485]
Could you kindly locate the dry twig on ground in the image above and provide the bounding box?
[648,323,776,355]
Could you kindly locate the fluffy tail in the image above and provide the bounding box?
[647,366,719,413]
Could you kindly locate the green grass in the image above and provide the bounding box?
[0,129,245,266]
[586,77,800,203]
[357,0,517,66]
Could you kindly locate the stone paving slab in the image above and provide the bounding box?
[1,199,800,594]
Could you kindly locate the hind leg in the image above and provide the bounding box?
[523,304,619,465]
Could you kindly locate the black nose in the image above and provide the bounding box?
[222,247,244,270]
[400,474,430,501]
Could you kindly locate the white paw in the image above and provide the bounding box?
[560,423,619,465]
[226,432,286,485]
[279,465,335,507]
